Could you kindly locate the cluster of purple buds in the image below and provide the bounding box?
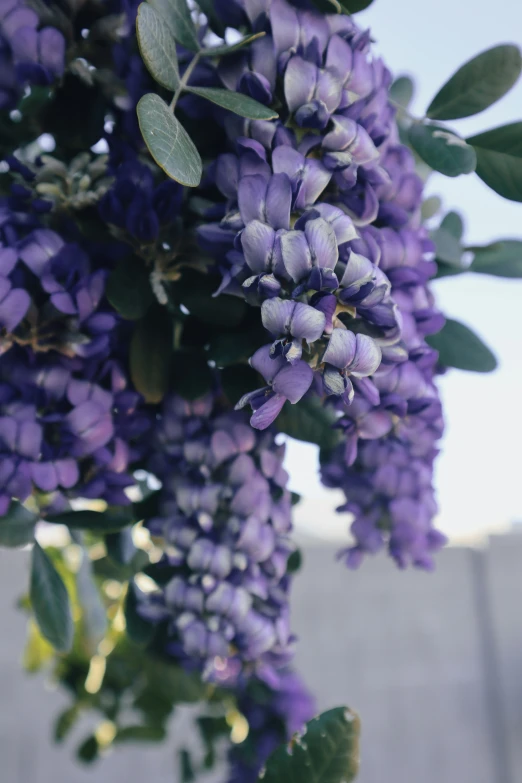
[0,164,150,515]
[138,394,298,681]
[194,0,446,569]
[0,0,65,110]
[99,156,183,243]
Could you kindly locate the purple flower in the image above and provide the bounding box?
[321,329,381,403]
[261,297,326,363]
[236,345,313,429]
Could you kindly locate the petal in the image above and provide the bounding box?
[348,334,382,377]
[297,159,331,209]
[265,173,292,231]
[0,287,30,331]
[0,248,17,275]
[38,27,65,76]
[323,365,346,396]
[340,251,375,289]
[284,56,316,112]
[325,34,353,79]
[322,328,356,370]
[31,461,58,492]
[270,0,299,56]
[315,69,342,113]
[261,297,295,336]
[211,431,237,464]
[271,145,304,185]
[238,174,267,225]
[215,153,239,199]
[17,420,42,459]
[289,302,325,342]
[272,361,313,403]
[312,204,358,245]
[250,393,286,430]
[305,217,338,269]
[241,220,276,274]
[279,230,312,282]
[250,345,286,382]
[323,115,358,151]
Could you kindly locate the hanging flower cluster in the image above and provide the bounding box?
[195,0,446,569]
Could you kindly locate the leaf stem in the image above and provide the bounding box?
[170,52,201,111]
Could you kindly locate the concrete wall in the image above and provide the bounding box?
[1,534,522,782]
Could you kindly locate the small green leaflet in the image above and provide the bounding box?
[30,542,74,653]
[409,123,476,177]
[46,508,134,532]
[426,318,498,373]
[467,123,522,202]
[130,304,173,403]
[338,0,374,12]
[76,548,107,655]
[389,75,415,110]
[148,0,199,52]
[427,44,522,121]
[261,707,360,783]
[0,501,37,547]
[469,240,522,278]
[202,32,266,58]
[137,4,179,91]
[187,86,279,120]
[137,93,202,187]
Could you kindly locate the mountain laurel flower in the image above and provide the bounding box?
[321,330,382,404]
[261,298,326,364]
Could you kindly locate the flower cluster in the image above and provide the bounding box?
[195,0,446,568]
[138,394,299,679]
[0,0,65,111]
[0,160,150,515]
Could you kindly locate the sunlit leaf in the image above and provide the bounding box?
[31,542,74,653]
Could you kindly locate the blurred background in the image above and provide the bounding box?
[1,0,522,781]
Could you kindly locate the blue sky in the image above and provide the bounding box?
[287,0,522,543]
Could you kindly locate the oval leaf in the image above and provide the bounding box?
[0,501,37,547]
[469,240,522,277]
[47,508,134,532]
[467,123,522,202]
[76,550,107,654]
[137,3,180,91]
[137,93,202,187]
[187,86,278,120]
[196,0,225,36]
[202,32,266,58]
[130,304,173,403]
[148,0,199,52]
[427,44,522,120]
[106,255,154,320]
[31,542,74,653]
[339,0,374,13]
[409,123,476,177]
[262,707,360,783]
[426,318,497,373]
[389,75,415,110]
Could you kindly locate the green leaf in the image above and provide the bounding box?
[201,32,266,58]
[276,396,341,452]
[409,123,476,177]
[431,211,465,266]
[0,501,37,547]
[311,0,342,12]
[23,619,55,673]
[130,304,173,403]
[469,240,522,277]
[389,75,414,110]
[124,580,156,647]
[426,318,497,373]
[262,707,360,783]
[196,0,225,37]
[105,255,154,320]
[46,508,134,532]
[467,123,522,202]
[76,551,107,654]
[54,706,80,743]
[287,547,303,574]
[180,749,196,783]
[187,86,278,120]
[106,529,137,566]
[173,270,246,326]
[171,350,213,400]
[77,735,99,764]
[115,725,167,743]
[339,0,374,10]
[137,4,180,91]
[30,542,74,653]
[440,211,464,240]
[208,327,266,366]
[220,365,260,408]
[137,93,202,187]
[421,195,442,220]
[427,44,522,120]
[148,0,199,51]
